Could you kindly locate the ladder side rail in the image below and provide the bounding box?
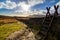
[40,7,51,40]
[44,14,55,40]
[42,7,51,25]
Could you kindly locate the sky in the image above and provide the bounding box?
[0,0,60,16]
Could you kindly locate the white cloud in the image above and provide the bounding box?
[50,0,55,3]
[16,0,45,12]
[0,0,46,16]
[34,10,46,15]
[0,0,17,9]
[0,3,3,8]
[18,2,31,11]
[27,0,45,6]
[0,0,45,11]
[5,0,17,9]
[0,2,5,8]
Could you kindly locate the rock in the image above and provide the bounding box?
[6,28,37,40]
[26,32,36,40]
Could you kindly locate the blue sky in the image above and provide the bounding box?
[0,0,60,16]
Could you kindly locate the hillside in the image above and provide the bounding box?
[0,15,60,40]
[0,15,27,40]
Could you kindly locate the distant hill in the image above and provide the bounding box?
[0,15,17,23]
[0,15,60,24]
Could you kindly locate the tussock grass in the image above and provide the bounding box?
[0,22,27,40]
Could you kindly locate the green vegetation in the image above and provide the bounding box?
[0,22,26,40]
[30,24,41,30]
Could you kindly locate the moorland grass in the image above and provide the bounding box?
[0,22,26,40]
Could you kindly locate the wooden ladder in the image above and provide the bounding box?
[38,5,59,40]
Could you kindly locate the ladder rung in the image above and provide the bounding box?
[40,28,48,32]
[46,16,53,18]
[43,22,50,25]
[40,31,47,36]
[46,16,52,18]
[44,22,50,25]
[45,18,52,20]
[42,25,49,27]
[45,19,51,21]
[43,20,51,23]
[44,21,50,24]
[42,25,49,29]
[45,17,52,20]
[38,32,46,36]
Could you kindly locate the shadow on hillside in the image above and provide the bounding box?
[17,18,43,30]
[16,17,60,40]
